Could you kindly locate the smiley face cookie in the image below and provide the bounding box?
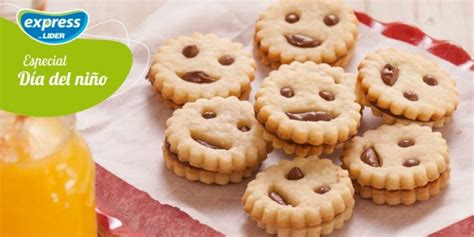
[148,33,256,108]
[255,62,361,156]
[164,96,272,184]
[341,124,450,205]
[357,49,460,127]
[242,158,354,236]
[255,0,359,69]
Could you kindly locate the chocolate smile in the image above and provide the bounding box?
[286,111,334,122]
[367,100,438,122]
[179,71,217,83]
[285,34,322,48]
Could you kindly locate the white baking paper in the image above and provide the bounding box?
[74,1,474,236]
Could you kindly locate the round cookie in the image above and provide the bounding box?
[163,142,258,185]
[255,62,361,156]
[165,96,271,175]
[354,170,450,205]
[341,124,450,204]
[357,48,460,127]
[241,158,354,234]
[255,0,359,67]
[148,33,256,107]
[262,130,344,157]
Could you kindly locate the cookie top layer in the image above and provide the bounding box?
[149,33,256,105]
[358,49,460,121]
[255,62,361,145]
[165,97,270,173]
[341,124,449,190]
[242,157,354,229]
[255,0,358,65]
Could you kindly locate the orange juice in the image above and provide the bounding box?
[0,112,97,236]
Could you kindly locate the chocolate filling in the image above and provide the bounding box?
[285,13,299,23]
[165,141,197,169]
[264,128,352,149]
[285,34,322,48]
[367,100,438,122]
[193,138,227,150]
[398,139,414,147]
[218,55,235,65]
[354,170,449,191]
[180,71,216,83]
[323,14,339,26]
[315,185,331,194]
[269,191,289,205]
[280,87,294,98]
[403,158,420,167]
[286,111,334,122]
[361,147,381,167]
[182,45,199,58]
[287,167,304,180]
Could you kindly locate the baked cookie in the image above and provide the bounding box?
[341,124,450,205]
[255,0,359,68]
[357,48,460,127]
[148,33,256,108]
[255,62,361,156]
[163,142,258,185]
[242,157,355,236]
[164,96,272,184]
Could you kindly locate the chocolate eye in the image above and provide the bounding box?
[361,147,381,167]
[202,111,216,119]
[238,125,250,132]
[381,64,399,86]
[319,91,335,101]
[218,55,235,65]
[323,14,339,26]
[287,167,304,180]
[280,87,294,98]
[315,185,330,194]
[423,75,438,86]
[182,45,199,58]
[403,158,420,167]
[398,139,414,147]
[285,13,299,23]
[403,91,418,101]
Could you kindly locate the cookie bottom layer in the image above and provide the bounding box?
[148,74,251,109]
[255,42,355,70]
[263,130,344,157]
[354,170,450,205]
[358,92,452,128]
[256,200,354,237]
[163,145,258,185]
[368,104,451,128]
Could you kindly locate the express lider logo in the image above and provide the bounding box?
[17,9,89,45]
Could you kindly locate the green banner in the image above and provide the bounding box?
[0,17,132,116]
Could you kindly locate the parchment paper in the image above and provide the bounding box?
[75,1,474,236]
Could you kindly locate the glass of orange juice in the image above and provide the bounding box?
[0,111,97,236]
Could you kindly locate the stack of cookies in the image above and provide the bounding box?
[163,97,272,185]
[148,33,256,109]
[242,158,355,236]
[255,62,361,157]
[254,0,359,69]
[341,124,451,205]
[357,49,460,128]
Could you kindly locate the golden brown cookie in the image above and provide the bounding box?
[357,48,460,127]
[148,33,256,107]
[242,157,354,236]
[163,143,258,185]
[341,124,450,205]
[255,62,361,156]
[164,97,272,185]
[255,0,359,68]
